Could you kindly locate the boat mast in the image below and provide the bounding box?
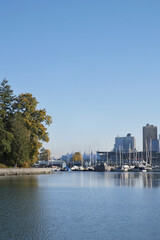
[107,152,108,167]
[129,143,131,166]
[150,139,152,166]
[116,149,117,166]
[146,140,148,167]
[119,146,121,166]
[90,150,92,167]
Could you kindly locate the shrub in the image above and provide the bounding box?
[0,163,7,168]
[21,162,30,168]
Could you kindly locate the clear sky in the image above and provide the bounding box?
[0,0,160,157]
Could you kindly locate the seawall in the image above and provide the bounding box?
[0,168,53,176]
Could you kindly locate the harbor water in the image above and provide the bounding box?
[0,172,160,240]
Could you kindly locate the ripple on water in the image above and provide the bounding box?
[0,173,160,240]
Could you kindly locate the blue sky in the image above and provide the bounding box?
[0,0,160,157]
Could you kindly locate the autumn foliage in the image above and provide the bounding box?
[72,152,83,162]
[0,79,52,167]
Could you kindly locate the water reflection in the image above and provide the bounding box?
[57,172,160,189]
[1,172,160,189]
[93,172,160,189]
[0,175,38,188]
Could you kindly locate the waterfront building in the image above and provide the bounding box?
[97,151,108,163]
[143,124,157,152]
[33,160,67,168]
[48,160,66,169]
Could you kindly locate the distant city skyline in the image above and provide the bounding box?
[1,1,160,158]
[58,123,160,158]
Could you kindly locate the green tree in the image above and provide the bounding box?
[0,80,15,165]
[0,121,13,165]
[0,79,15,126]
[13,93,52,162]
[39,147,51,161]
[10,113,30,167]
[0,79,52,167]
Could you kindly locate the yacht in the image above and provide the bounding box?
[71,166,79,171]
[94,163,107,172]
[114,164,130,172]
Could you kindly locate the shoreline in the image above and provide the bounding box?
[0,168,53,176]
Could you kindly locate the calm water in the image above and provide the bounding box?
[0,172,160,240]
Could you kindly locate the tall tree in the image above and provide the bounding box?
[0,79,52,166]
[13,93,52,162]
[0,79,15,127]
[0,80,14,165]
[39,147,51,161]
[10,113,30,167]
[0,121,13,165]
[72,152,83,162]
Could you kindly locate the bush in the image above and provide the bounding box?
[0,163,7,168]
[21,162,30,168]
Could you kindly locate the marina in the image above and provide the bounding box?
[32,158,160,173]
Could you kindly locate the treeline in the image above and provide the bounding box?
[0,79,52,167]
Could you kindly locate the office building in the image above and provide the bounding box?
[143,124,157,152]
[114,133,136,153]
[149,139,159,152]
[123,133,136,153]
[114,136,124,152]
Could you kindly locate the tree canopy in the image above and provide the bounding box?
[0,79,52,167]
[72,152,83,162]
[39,147,51,161]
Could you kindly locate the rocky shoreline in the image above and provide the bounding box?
[0,168,53,176]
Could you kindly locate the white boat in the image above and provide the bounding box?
[79,166,84,171]
[129,166,141,172]
[129,161,151,172]
[123,164,130,172]
[87,166,94,171]
[71,166,79,171]
[115,164,130,172]
[52,166,60,171]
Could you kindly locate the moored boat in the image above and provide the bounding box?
[94,163,107,172]
[114,164,130,172]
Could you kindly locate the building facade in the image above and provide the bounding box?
[114,136,124,152]
[114,133,136,153]
[143,124,157,152]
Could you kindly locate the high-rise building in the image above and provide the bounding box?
[123,133,136,153]
[114,136,124,152]
[143,124,157,152]
[114,133,136,153]
[149,139,159,152]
